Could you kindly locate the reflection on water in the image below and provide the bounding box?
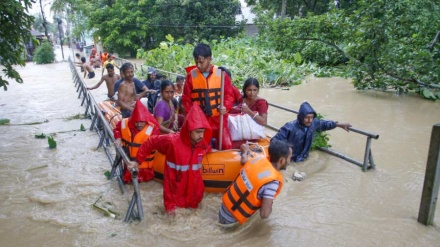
[0,57,440,247]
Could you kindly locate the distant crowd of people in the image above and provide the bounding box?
[76,43,351,226]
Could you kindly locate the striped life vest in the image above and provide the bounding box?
[189,66,222,117]
[121,119,155,169]
[222,155,283,224]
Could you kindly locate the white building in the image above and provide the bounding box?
[236,0,258,36]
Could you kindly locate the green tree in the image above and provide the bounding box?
[256,0,440,99]
[245,0,353,17]
[345,0,440,99]
[148,0,244,45]
[0,0,35,90]
[33,14,57,35]
[84,0,244,55]
[33,41,55,64]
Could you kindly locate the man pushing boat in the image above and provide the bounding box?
[128,103,212,214]
[218,140,292,225]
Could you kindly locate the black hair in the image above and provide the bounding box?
[193,43,212,59]
[106,63,114,70]
[160,79,174,93]
[80,57,86,63]
[75,53,80,58]
[218,66,232,79]
[176,75,185,82]
[156,73,165,80]
[269,140,290,163]
[242,77,259,98]
[120,62,133,73]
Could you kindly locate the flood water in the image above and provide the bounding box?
[1,50,440,247]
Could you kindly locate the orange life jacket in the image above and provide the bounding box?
[222,155,283,224]
[121,119,155,169]
[190,66,222,117]
[101,52,109,64]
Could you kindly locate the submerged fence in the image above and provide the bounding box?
[116,59,380,171]
[266,102,379,171]
[70,59,143,222]
[70,57,379,223]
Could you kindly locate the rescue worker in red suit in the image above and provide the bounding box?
[113,100,160,183]
[128,103,212,213]
[182,43,235,150]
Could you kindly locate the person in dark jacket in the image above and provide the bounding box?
[142,67,161,112]
[271,102,351,162]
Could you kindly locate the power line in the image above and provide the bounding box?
[100,23,264,28]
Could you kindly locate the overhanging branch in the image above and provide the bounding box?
[427,31,440,51]
[295,37,350,62]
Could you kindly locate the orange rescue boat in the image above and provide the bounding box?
[98,100,270,193]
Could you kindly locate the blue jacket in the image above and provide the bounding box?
[142,79,161,90]
[114,77,145,94]
[271,102,336,162]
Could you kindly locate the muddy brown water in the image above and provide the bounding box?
[1,52,440,246]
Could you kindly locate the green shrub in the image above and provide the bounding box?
[311,113,331,150]
[33,41,55,64]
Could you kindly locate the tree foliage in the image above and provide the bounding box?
[257,0,440,99]
[0,0,35,90]
[82,0,244,56]
[33,41,55,64]
[137,35,315,87]
[32,14,58,34]
[245,0,353,17]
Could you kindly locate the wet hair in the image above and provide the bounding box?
[156,73,165,80]
[160,80,174,93]
[269,140,290,163]
[81,57,86,63]
[120,62,133,73]
[176,75,185,82]
[242,77,259,98]
[106,63,114,70]
[148,67,156,75]
[193,43,212,59]
[218,66,232,79]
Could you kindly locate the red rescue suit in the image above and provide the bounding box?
[136,103,212,213]
[113,100,160,183]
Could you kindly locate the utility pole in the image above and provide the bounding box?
[418,124,440,225]
[56,17,65,61]
[39,0,52,44]
[281,0,287,19]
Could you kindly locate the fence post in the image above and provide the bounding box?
[418,124,440,225]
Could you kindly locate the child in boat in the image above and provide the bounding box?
[113,100,160,183]
[173,75,185,114]
[128,103,212,214]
